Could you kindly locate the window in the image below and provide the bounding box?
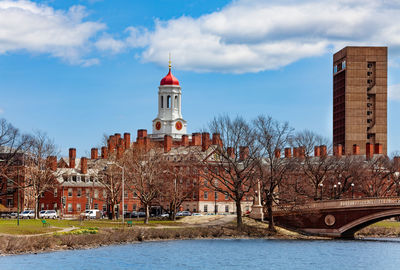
[225,205,229,213]
[77,188,82,198]
[86,188,90,198]
[225,193,229,200]
[94,189,99,199]
[94,203,99,210]
[54,203,58,210]
[333,65,337,73]
[85,203,90,210]
[77,203,81,212]
[54,188,58,197]
[7,199,13,207]
[41,203,44,210]
[133,204,137,211]
[193,192,197,199]
[124,204,128,211]
[124,191,128,198]
[77,175,81,182]
[68,203,73,212]
[161,96,164,108]
[103,205,107,212]
[204,205,208,212]
[72,175,77,182]
[342,60,346,69]
[204,191,208,200]
[167,95,171,108]
[174,95,178,108]
[68,188,73,197]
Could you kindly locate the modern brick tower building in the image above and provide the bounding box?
[333,46,387,155]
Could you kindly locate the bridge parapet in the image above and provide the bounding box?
[272,197,400,213]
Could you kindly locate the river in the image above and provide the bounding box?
[1,239,400,269]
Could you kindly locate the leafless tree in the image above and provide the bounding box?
[253,115,294,232]
[123,146,165,224]
[200,115,258,230]
[24,131,59,218]
[291,130,335,200]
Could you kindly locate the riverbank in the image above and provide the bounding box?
[1,217,399,255]
[0,217,324,255]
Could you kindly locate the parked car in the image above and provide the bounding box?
[192,213,203,216]
[9,212,19,218]
[176,211,192,216]
[39,210,46,218]
[160,213,169,218]
[130,211,146,218]
[80,210,91,218]
[20,210,35,219]
[87,209,101,219]
[43,210,58,219]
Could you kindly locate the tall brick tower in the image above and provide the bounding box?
[333,46,387,155]
[151,60,187,140]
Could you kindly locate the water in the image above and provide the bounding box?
[2,239,400,270]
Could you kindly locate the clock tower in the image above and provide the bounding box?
[151,61,187,140]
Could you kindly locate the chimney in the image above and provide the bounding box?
[137,137,145,149]
[69,148,76,168]
[181,135,189,146]
[212,133,222,147]
[227,147,235,159]
[333,145,342,158]
[284,148,292,158]
[118,138,125,149]
[108,135,116,153]
[124,133,131,149]
[374,143,383,155]
[47,156,57,171]
[239,146,249,161]
[274,149,281,159]
[394,156,400,170]
[366,143,374,159]
[101,146,108,159]
[202,132,210,151]
[164,135,172,153]
[117,145,124,159]
[114,133,121,142]
[91,148,98,159]
[191,133,201,146]
[298,146,305,158]
[314,146,321,157]
[81,157,88,174]
[353,144,360,155]
[137,129,147,138]
[319,145,327,157]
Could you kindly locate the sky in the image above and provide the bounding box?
[0,0,400,157]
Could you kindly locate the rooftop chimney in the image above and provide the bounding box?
[124,133,131,149]
[227,147,235,159]
[191,133,201,146]
[101,146,108,159]
[333,145,342,158]
[69,148,76,168]
[91,148,98,159]
[202,132,210,151]
[81,157,88,174]
[274,149,281,159]
[366,143,374,159]
[47,156,57,171]
[374,143,383,155]
[164,135,172,153]
[320,145,327,157]
[137,129,147,138]
[212,133,222,147]
[353,144,360,155]
[314,146,321,157]
[117,145,124,159]
[181,135,189,146]
[284,148,292,158]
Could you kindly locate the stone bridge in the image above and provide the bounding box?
[267,197,400,238]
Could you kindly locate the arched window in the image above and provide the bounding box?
[174,96,178,108]
[161,96,164,108]
[167,95,171,108]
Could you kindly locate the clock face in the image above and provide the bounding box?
[175,121,183,131]
[155,122,162,130]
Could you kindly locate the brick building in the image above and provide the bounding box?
[333,46,387,155]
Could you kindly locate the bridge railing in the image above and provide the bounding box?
[271,197,400,213]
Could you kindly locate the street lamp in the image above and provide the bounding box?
[337,182,341,198]
[319,183,323,200]
[333,184,337,199]
[351,183,355,198]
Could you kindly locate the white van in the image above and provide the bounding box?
[87,209,101,219]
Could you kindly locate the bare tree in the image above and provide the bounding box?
[200,115,258,230]
[292,130,335,200]
[24,131,59,218]
[159,149,199,220]
[98,162,123,220]
[253,115,294,232]
[123,146,164,224]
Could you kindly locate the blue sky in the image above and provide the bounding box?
[0,0,400,157]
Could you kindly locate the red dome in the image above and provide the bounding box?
[160,69,180,86]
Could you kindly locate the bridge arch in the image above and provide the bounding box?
[339,209,400,238]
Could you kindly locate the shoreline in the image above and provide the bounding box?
[1,224,397,256]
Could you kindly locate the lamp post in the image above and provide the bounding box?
[337,182,341,199]
[351,183,355,198]
[319,183,323,200]
[333,184,337,199]
[214,191,218,215]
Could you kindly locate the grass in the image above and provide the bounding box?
[369,220,400,228]
[0,218,181,235]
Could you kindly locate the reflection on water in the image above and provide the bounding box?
[1,238,400,270]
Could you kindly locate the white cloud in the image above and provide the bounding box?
[0,0,105,65]
[104,0,400,73]
[389,84,400,102]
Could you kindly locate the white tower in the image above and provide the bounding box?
[151,61,187,140]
